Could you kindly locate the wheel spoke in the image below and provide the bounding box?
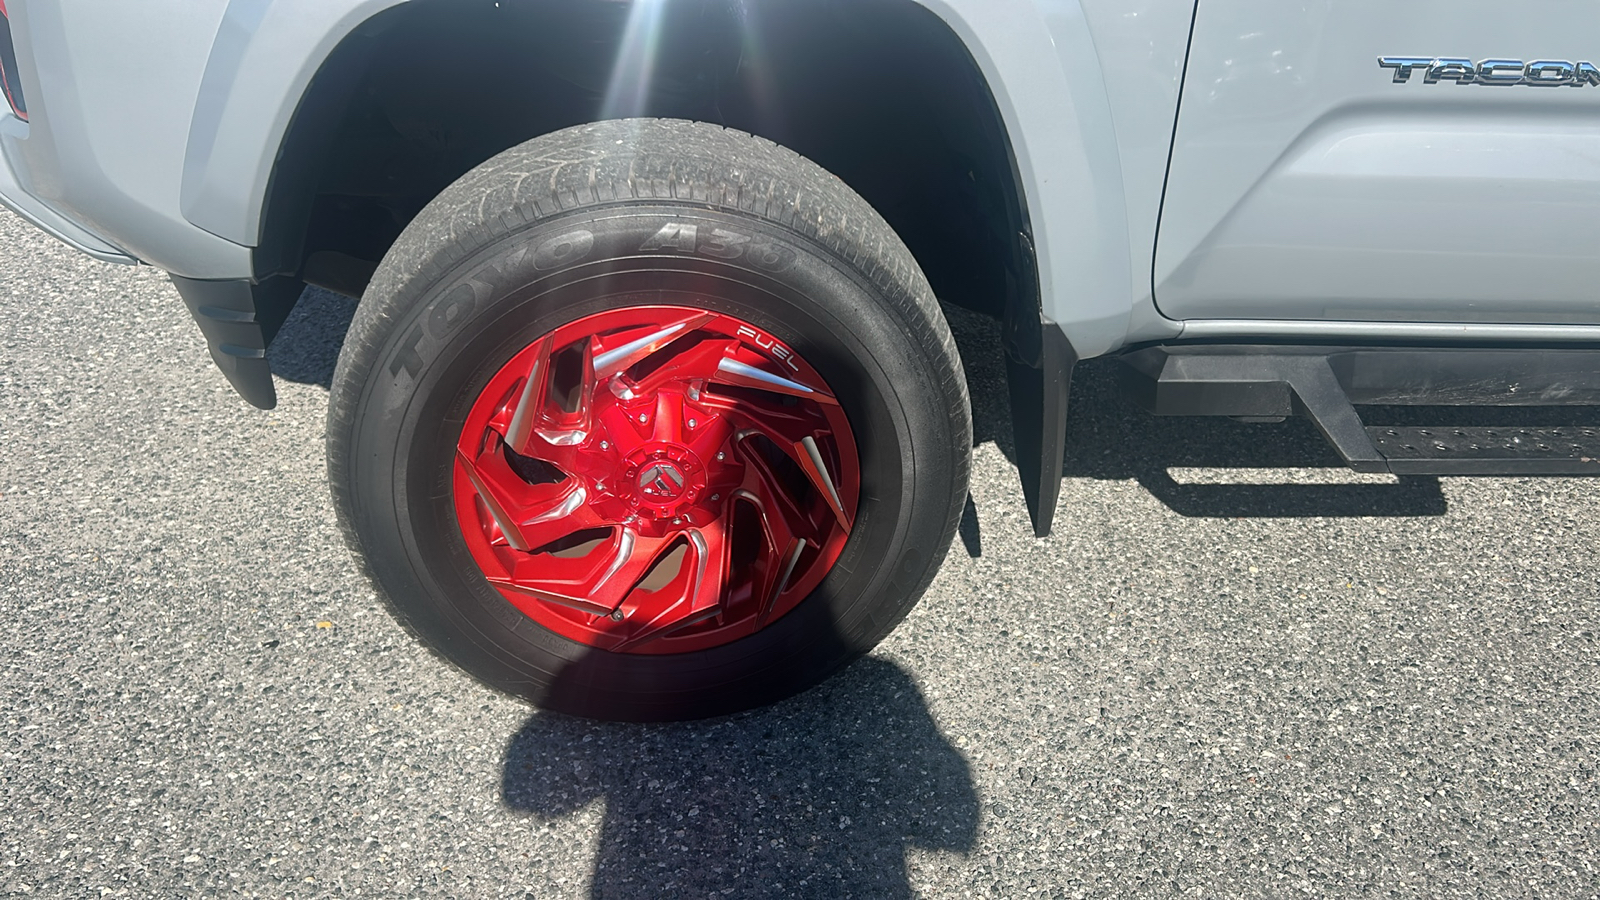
[650,391,685,444]
[514,482,599,551]
[736,487,807,624]
[456,448,532,551]
[515,432,584,476]
[723,402,852,533]
[731,424,853,531]
[544,336,599,443]
[459,443,601,552]
[503,335,554,455]
[735,434,818,543]
[484,577,614,617]
[712,355,836,404]
[761,538,807,624]
[614,525,731,650]
[498,333,596,459]
[593,312,717,382]
[587,530,674,611]
[682,526,733,624]
[795,434,852,533]
[490,526,635,616]
[626,337,738,397]
[716,395,823,448]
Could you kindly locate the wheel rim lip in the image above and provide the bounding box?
[452,303,861,655]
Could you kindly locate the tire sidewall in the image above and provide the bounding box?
[343,205,955,719]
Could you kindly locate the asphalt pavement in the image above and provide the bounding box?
[2,207,1597,898]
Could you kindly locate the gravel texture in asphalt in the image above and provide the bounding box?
[1,208,1597,897]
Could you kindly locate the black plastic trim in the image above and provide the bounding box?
[1124,345,1600,410]
[1004,323,1077,537]
[1120,344,1600,477]
[1372,425,1600,475]
[170,276,303,410]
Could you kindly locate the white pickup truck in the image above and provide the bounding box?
[2,0,1596,719]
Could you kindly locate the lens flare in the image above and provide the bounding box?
[600,0,671,120]
[731,0,785,133]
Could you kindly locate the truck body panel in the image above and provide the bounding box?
[1155,0,1600,326]
[0,0,252,277]
[0,0,1200,359]
[180,0,405,248]
[2,0,1597,350]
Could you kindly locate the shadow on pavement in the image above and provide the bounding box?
[270,290,979,894]
[500,656,977,899]
[267,286,358,389]
[957,494,981,557]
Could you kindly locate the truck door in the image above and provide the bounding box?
[1153,1,1600,326]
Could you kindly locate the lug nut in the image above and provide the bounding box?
[710,494,720,502]
[716,451,725,461]
[688,418,697,428]
[599,440,609,450]
[610,609,624,621]
[638,413,648,424]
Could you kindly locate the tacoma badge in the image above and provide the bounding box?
[1380,57,1600,86]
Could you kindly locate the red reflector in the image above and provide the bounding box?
[0,0,25,122]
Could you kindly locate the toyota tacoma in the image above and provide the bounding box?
[2,0,1597,719]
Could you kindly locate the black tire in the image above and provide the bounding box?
[327,119,969,721]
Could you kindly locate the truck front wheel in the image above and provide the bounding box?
[327,119,969,721]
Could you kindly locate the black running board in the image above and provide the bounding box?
[1120,346,1600,476]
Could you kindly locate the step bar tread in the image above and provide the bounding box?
[1120,345,1600,477]
[1370,425,1600,474]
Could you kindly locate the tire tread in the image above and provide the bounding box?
[328,119,970,713]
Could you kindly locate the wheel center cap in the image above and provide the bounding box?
[638,461,687,500]
[619,443,708,519]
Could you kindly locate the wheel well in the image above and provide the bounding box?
[258,0,1032,324]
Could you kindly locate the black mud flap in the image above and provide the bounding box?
[1003,325,1077,538]
[170,275,304,410]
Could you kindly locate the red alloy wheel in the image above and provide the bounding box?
[453,305,860,654]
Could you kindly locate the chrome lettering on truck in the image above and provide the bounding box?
[1380,57,1600,86]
